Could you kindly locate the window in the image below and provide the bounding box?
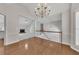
[0,14,4,31]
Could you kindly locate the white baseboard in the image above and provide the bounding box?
[71,46,79,52]
[61,42,79,52]
[62,42,70,46]
[5,39,20,46]
[5,36,34,46]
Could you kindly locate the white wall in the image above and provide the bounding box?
[35,12,70,44]
[75,12,79,45]
[62,10,70,45]
[0,4,34,45]
[35,20,61,43]
[70,3,79,52]
[35,4,70,44]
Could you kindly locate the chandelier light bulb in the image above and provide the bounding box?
[34,3,51,18]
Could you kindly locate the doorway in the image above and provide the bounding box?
[0,13,6,55]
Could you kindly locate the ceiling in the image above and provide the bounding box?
[0,3,69,23]
[18,3,70,23]
[20,3,69,15]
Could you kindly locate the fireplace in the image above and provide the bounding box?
[20,29,25,33]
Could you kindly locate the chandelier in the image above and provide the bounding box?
[34,3,51,18]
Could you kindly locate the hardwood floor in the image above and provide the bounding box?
[0,39,4,55]
[5,37,79,55]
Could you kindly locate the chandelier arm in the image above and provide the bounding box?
[35,3,51,18]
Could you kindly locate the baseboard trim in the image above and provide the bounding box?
[62,42,70,46]
[71,46,79,52]
[5,37,34,46]
[5,39,20,46]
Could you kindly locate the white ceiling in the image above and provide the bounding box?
[18,3,70,23]
[20,3,69,15]
[0,3,69,22]
[0,3,70,22]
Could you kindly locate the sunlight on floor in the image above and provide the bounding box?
[25,43,28,50]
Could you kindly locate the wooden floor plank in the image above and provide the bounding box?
[5,37,79,55]
[0,39,4,55]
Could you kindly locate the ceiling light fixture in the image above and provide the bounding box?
[34,3,51,18]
